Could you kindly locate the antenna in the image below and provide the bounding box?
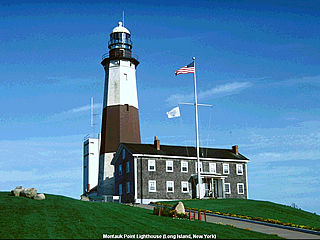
[122,11,125,26]
[90,97,93,128]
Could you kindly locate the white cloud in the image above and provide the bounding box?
[199,82,251,98]
[166,81,251,104]
[250,150,319,163]
[52,103,102,117]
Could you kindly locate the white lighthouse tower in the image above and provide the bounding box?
[97,22,141,196]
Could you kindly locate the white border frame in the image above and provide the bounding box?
[237,183,244,195]
[181,181,189,193]
[166,160,173,172]
[148,159,156,171]
[209,162,216,174]
[195,162,203,173]
[223,163,229,174]
[148,180,156,192]
[236,164,243,175]
[166,181,174,193]
[181,161,188,173]
[224,183,231,194]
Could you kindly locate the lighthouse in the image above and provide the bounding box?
[97,22,141,196]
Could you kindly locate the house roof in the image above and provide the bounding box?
[120,143,249,161]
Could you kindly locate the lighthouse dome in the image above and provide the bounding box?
[112,21,130,34]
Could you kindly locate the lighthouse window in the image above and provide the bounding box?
[124,73,128,81]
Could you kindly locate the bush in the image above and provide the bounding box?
[153,207,189,219]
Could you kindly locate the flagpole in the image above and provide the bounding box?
[193,57,202,199]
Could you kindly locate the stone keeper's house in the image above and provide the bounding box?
[111,137,249,204]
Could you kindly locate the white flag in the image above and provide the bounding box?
[166,106,181,118]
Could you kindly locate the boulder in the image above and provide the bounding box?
[173,201,185,214]
[21,188,38,199]
[81,195,90,201]
[34,193,45,200]
[11,186,25,197]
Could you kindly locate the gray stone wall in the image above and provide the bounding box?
[114,148,135,203]
[114,152,248,203]
[136,157,193,201]
[223,163,247,199]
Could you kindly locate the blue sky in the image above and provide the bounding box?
[1,0,320,213]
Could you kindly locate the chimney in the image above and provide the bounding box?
[154,136,160,150]
[232,145,239,155]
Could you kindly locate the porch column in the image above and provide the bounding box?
[221,178,225,198]
[211,178,214,198]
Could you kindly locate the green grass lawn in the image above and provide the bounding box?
[161,199,320,229]
[0,192,282,239]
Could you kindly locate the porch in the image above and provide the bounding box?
[191,173,227,199]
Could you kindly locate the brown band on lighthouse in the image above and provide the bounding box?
[100,104,141,154]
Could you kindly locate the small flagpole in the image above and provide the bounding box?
[193,57,202,199]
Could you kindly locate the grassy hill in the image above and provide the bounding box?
[0,192,282,239]
[161,199,320,229]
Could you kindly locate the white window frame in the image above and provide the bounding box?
[126,182,130,193]
[181,161,188,173]
[181,181,189,193]
[195,162,203,173]
[148,160,156,171]
[236,164,243,175]
[119,164,122,176]
[166,160,173,172]
[119,184,122,195]
[166,181,174,193]
[224,183,231,194]
[126,161,130,173]
[223,163,229,174]
[237,183,244,195]
[209,163,216,174]
[148,180,156,192]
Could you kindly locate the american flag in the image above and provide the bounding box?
[175,62,195,75]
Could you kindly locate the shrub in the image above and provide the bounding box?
[153,207,189,219]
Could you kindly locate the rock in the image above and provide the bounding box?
[34,193,45,200]
[173,201,185,214]
[81,195,90,201]
[21,188,38,199]
[11,186,25,197]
